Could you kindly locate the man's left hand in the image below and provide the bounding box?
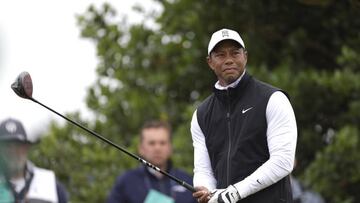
[193,186,212,203]
[208,185,241,203]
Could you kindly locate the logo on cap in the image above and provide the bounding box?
[222,30,229,38]
[5,121,17,134]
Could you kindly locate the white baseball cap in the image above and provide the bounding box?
[207,28,245,55]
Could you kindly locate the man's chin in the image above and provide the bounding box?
[224,76,238,85]
[149,159,166,168]
[4,165,25,176]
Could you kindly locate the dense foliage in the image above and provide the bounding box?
[30,0,360,202]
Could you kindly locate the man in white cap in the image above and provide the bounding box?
[191,28,297,203]
[0,118,68,203]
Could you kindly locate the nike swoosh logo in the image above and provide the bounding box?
[242,107,253,114]
[257,179,262,185]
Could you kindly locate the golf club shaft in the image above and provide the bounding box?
[30,97,196,193]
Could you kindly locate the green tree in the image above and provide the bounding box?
[31,113,137,202]
[303,126,360,203]
[30,0,360,202]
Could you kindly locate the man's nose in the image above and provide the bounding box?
[224,55,234,65]
[153,143,162,150]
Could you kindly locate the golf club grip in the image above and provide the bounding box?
[157,169,196,192]
[29,97,196,193]
[182,181,197,193]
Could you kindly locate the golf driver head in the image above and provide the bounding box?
[11,71,33,99]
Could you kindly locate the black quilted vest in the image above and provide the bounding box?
[197,72,292,203]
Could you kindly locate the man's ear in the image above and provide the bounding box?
[207,55,215,71]
[243,49,248,63]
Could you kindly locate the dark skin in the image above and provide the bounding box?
[193,186,211,203]
[193,40,247,202]
[207,40,247,86]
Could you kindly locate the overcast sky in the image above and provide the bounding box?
[0,0,160,139]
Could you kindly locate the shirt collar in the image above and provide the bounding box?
[214,69,246,90]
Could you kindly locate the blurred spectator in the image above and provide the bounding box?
[107,120,196,203]
[0,118,68,203]
[291,159,325,203]
[291,175,325,203]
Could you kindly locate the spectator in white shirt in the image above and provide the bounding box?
[0,118,68,203]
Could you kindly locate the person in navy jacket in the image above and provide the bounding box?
[107,120,196,203]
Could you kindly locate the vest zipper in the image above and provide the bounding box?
[226,89,231,186]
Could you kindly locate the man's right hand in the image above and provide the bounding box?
[193,186,211,203]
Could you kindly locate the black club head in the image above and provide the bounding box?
[11,71,33,99]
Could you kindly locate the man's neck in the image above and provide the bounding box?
[160,163,168,172]
[8,162,29,181]
[10,170,25,181]
[147,164,168,179]
[215,69,246,90]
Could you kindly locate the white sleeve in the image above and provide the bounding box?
[234,91,297,198]
[191,110,217,191]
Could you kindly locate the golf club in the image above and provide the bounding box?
[11,71,196,193]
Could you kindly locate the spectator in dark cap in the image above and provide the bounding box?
[0,118,68,203]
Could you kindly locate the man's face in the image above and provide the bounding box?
[207,40,247,86]
[139,127,172,169]
[0,142,30,175]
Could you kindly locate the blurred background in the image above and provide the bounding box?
[1,0,359,202]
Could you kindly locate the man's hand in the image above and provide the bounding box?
[208,185,241,203]
[193,186,212,203]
